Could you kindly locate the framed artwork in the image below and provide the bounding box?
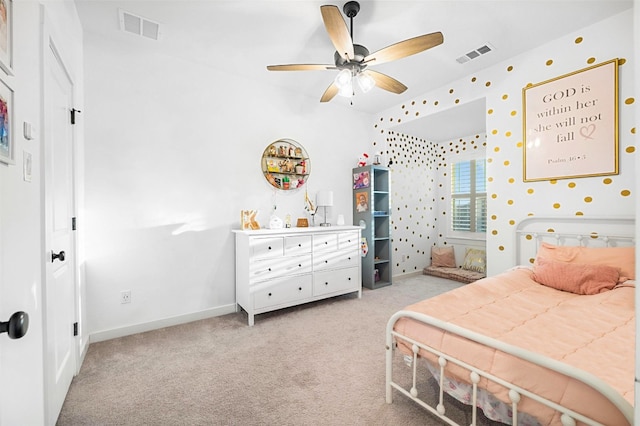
[0,0,12,75]
[353,171,370,189]
[355,191,369,212]
[523,59,618,181]
[0,75,13,164]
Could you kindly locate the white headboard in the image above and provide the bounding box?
[515,216,635,266]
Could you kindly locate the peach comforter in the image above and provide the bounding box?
[393,266,634,425]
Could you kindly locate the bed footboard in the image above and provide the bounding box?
[385,310,633,426]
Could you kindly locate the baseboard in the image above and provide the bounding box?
[392,270,423,280]
[89,304,237,343]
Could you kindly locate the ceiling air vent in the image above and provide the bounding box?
[118,9,161,41]
[456,43,494,64]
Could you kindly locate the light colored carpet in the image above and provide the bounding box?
[57,274,502,426]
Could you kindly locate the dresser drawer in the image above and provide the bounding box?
[250,254,312,284]
[314,248,359,271]
[338,231,359,250]
[284,235,312,255]
[250,237,284,260]
[313,233,338,252]
[254,274,313,309]
[314,267,360,296]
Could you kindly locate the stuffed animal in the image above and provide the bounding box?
[358,153,369,167]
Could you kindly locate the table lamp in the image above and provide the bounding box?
[316,190,334,227]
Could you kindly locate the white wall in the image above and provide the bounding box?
[0,1,84,424]
[376,10,636,277]
[82,31,371,338]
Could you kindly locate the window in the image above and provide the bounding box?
[451,159,486,233]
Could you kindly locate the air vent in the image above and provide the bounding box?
[118,9,161,41]
[456,43,494,64]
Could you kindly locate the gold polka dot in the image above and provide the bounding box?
[528,257,534,264]
[502,94,508,100]
[621,189,631,196]
[494,147,500,153]
[553,203,561,209]
[487,158,493,163]
[587,57,596,64]
[568,182,576,188]
[455,99,460,104]
[507,199,514,205]
[485,81,491,87]
[549,180,557,185]
[491,214,497,220]
[525,234,533,241]
[546,59,553,66]
[575,211,584,216]
[584,196,593,203]
[527,188,534,194]
[507,66,513,72]
[488,176,494,182]
[575,37,583,44]
[625,98,634,105]
[491,230,498,235]
[603,178,612,184]
[503,160,510,166]
[434,101,439,106]
[509,220,515,225]
[510,111,517,116]
[508,178,515,183]
[491,129,498,135]
[632,127,636,134]
[471,77,477,82]
[487,109,494,115]
[516,141,523,148]
[619,58,626,65]
[626,146,635,153]
[491,193,498,199]
[505,131,512,137]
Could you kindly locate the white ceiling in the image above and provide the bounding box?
[74,0,632,141]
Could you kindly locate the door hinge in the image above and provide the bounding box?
[70,108,82,125]
[73,322,78,336]
[72,217,77,231]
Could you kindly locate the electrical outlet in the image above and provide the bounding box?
[120,290,131,304]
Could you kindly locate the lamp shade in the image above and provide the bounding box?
[316,190,334,207]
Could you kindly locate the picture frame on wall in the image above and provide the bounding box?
[522,59,618,182]
[0,0,12,76]
[0,75,14,164]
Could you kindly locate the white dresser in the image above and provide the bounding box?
[233,226,362,326]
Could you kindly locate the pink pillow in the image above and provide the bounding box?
[536,242,635,280]
[431,246,456,268]
[532,256,620,295]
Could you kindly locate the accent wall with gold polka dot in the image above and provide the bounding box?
[370,10,635,277]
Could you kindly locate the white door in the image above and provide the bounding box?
[43,40,77,425]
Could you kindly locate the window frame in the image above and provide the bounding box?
[446,152,487,241]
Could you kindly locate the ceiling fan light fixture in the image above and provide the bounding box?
[356,72,375,93]
[337,81,354,98]
[334,69,352,88]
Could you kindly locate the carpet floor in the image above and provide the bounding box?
[57,274,503,426]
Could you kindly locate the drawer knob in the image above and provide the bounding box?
[268,268,272,271]
[348,277,351,281]
[325,282,328,286]
[324,260,328,264]
[268,292,272,297]
[298,287,302,291]
[298,264,302,267]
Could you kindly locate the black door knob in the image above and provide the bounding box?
[51,250,66,262]
[0,311,29,339]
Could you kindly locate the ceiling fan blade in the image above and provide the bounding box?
[320,5,354,60]
[364,31,444,66]
[267,64,335,71]
[362,70,407,94]
[320,82,339,103]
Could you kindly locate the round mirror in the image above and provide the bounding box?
[261,139,310,190]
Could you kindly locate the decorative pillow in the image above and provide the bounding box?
[532,256,620,295]
[536,243,635,280]
[462,248,486,274]
[431,246,456,268]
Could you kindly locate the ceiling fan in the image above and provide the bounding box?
[266,1,443,103]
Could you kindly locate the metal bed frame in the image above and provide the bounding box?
[385,216,635,425]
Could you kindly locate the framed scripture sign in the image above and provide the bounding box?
[522,59,618,182]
